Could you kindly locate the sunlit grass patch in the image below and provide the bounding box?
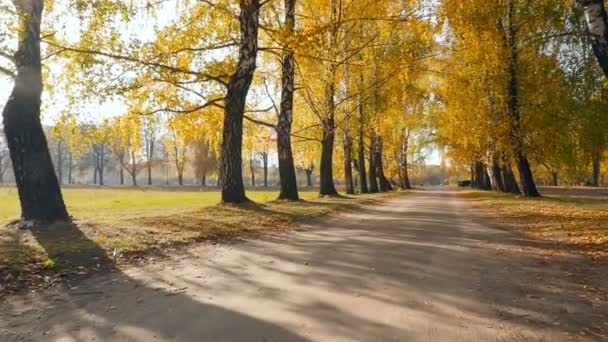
[0,186,401,278]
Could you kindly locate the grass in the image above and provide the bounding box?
[459,190,608,260]
[0,187,399,279]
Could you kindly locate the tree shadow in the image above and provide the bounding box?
[2,222,311,341]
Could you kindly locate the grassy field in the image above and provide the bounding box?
[0,187,398,282]
[460,189,608,260]
[0,187,319,224]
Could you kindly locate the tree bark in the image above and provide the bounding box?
[401,133,412,190]
[219,0,259,203]
[2,0,69,223]
[276,0,299,201]
[56,140,63,185]
[343,133,355,194]
[305,165,313,187]
[501,155,521,194]
[504,0,541,197]
[488,159,505,192]
[319,66,339,197]
[368,137,379,193]
[357,76,369,194]
[147,140,154,186]
[250,156,256,187]
[578,0,608,77]
[261,152,268,187]
[551,171,558,187]
[592,152,601,186]
[98,145,105,186]
[320,118,338,196]
[375,137,392,192]
[68,151,73,184]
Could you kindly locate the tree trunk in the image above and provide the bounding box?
[402,162,411,190]
[501,155,521,194]
[250,156,256,187]
[93,159,98,185]
[56,140,63,185]
[504,0,541,197]
[219,0,259,203]
[147,166,152,185]
[119,164,124,185]
[147,140,154,186]
[2,0,69,223]
[68,151,73,185]
[320,120,338,196]
[368,137,379,193]
[551,171,558,187]
[98,145,105,186]
[262,152,268,187]
[178,172,184,186]
[276,0,299,201]
[375,137,392,192]
[401,136,412,190]
[592,152,601,186]
[305,166,313,187]
[578,0,608,77]
[489,160,505,192]
[202,175,206,186]
[343,134,355,195]
[319,65,338,197]
[357,87,368,194]
[130,151,137,186]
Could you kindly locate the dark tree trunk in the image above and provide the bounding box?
[368,137,379,193]
[343,134,355,195]
[0,155,4,184]
[578,0,608,77]
[2,0,69,223]
[276,0,299,201]
[357,87,368,194]
[473,162,490,190]
[504,0,541,197]
[320,120,338,196]
[592,153,601,186]
[202,175,206,186]
[93,158,98,185]
[98,145,105,186]
[119,165,124,185]
[501,156,521,194]
[130,151,137,186]
[305,166,313,187]
[250,157,256,187]
[374,137,392,192]
[489,160,505,192]
[56,140,63,185]
[147,140,154,186]
[551,171,558,187]
[319,66,338,197]
[262,152,268,187]
[68,151,73,185]
[402,162,411,190]
[178,173,184,186]
[219,0,259,203]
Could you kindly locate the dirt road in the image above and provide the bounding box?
[1,190,606,341]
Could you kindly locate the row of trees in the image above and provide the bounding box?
[434,0,608,195]
[2,0,608,222]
